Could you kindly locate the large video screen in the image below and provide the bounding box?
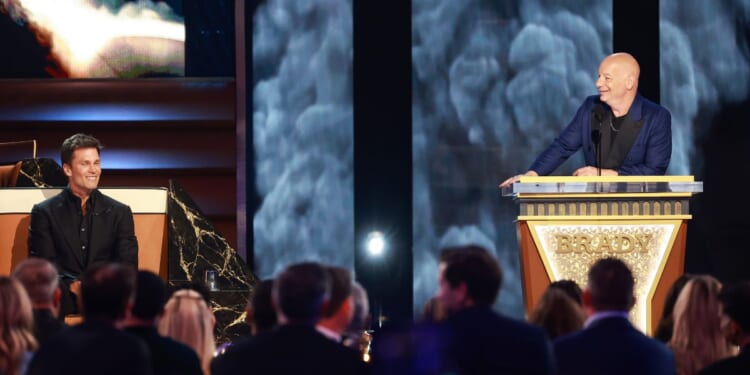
[0,0,185,78]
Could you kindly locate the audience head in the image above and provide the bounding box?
[171,280,211,306]
[159,288,216,375]
[0,276,37,375]
[437,245,502,314]
[131,270,167,321]
[272,261,331,325]
[584,257,635,313]
[245,279,277,335]
[669,275,733,374]
[529,287,585,340]
[548,279,583,306]
[12,257,61,315]
[346,280,370,334]
[419,296,445,323]
[654,273,693,342]
[717,280,750,346]
[80,262,136,322]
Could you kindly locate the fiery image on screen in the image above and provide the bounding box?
[0,0,184,78]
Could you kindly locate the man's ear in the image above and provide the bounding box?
[62,163,72,177]
[53,287,62,306]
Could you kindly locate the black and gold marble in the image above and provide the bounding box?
[167,179,258,344]
[15,158,68,187]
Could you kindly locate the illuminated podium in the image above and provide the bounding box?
[503,176,703,334]
[0,187,169,278]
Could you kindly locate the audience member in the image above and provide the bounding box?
[316,266,355,343]
[548,279,584,306]
[342,280,372,354]
[419,296,446,323]
[432,245,556,374]
[529,286,585,339]
[655,273,693,343]
[698,281,750,374]
[211,261,369,375]
[554,257,675,375]
[669,275,734,375]
[244,279,277,335]
[12,257,67,344]
[26,262,152,375]
[122,270,203,375]
[158,288,216,375]
[0,276,37,375]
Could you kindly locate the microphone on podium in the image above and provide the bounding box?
[591,104,604,176]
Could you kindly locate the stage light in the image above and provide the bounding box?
[365,231,386,257]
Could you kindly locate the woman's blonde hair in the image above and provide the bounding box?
[529,287,585,340]
[0,276,37,375]
[669,275,734,375]
[158,289,215,375]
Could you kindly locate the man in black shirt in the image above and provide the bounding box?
[28,133,138,316]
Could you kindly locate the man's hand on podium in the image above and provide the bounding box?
[499,170,538,188]
[572,166,619,177]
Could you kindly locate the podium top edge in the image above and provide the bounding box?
[518,175,695,183]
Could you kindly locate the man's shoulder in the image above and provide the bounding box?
[33,190,66,210]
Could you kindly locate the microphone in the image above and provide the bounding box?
[591,104,604,176]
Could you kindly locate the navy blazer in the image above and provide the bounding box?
[529,94,672,176]
[554,316,675,375]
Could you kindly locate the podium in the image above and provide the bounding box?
[0,188,169,277]
[503,176,703,334]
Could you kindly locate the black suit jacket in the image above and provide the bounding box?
[438,306,556,375]
[124,326,203,375]
[554,316,675,375]
[28,187,138,314]
[211,324,370,375]
[26,320,153,375]
[698,345,750,375]
[32,308,67,345]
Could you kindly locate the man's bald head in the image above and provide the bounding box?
[606,52,640,84]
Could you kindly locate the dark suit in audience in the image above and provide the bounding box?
[211,262,369,375]
[553,258,675,375]
[698,281,750,375]
[432,245,555,375]
[12,258,67,344]
[123,271,202,375]
[26,263,152,375]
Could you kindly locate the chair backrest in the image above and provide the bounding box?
[0,161,22,187]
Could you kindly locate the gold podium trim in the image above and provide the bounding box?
[519,175,695,183]
[526,220,682,333]
[518,215,692,221]
[517,193,693,199]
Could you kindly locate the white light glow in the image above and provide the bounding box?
[365,231,385,257]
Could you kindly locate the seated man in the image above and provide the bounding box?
[28,133,138,316]
[554,257,675,375]
[12,258,67,344]
[26,263,152,375]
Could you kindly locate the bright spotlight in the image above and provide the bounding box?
[365,231,386,257]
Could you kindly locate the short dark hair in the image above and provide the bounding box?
[272,262,330,323]
[439,245,502,306]
[718,281,750,333]
[80,263,136,321]
[61,133,102,166]
[131,270,166,320]
[12,257,59,304]
[248,279,276,332]
[548,279,583,306]
[321,266,353,318]
[587,258,634,311]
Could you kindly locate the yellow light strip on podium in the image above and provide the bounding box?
[527,220,681,333]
